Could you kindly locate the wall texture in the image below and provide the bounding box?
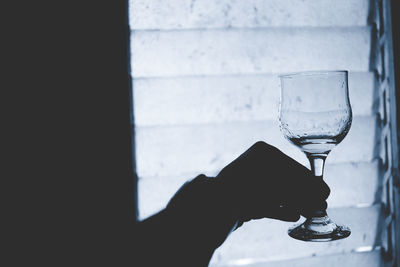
[130,0,382,266]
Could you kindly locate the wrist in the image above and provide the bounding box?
[166,174,239,249]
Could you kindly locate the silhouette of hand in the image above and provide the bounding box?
[215,141,330,225]
[162,141,331,255]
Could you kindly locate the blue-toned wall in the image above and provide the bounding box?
[130,1,382,266]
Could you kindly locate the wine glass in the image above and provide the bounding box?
[278,70,352,241]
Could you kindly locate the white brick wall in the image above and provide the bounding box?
[130,0,381,266]
[134,72,377,126]
[129,0,369,29]
[131,27,371,77]
[136,116,377,178]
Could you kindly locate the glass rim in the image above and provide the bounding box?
[279,70,348,78]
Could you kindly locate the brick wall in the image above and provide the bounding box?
[130,0,382,266]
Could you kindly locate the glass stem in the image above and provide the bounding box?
[307,154,327,217]
[307,154,326,177]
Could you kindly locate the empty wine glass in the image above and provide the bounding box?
[279,70,352,241]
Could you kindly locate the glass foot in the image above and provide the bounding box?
[288,216,351,242]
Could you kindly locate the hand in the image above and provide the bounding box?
[215,141,330,225]
[163,141,330,252]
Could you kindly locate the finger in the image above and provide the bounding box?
[263,205,301,222]
[280,188,329,218]
[320,179,331,199]
[248,141,328,200]
[288,176,331,206]
[271,149,314,183]
[299,199,328,218]
[306,177,331,200]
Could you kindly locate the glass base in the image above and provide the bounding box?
[288,216,351,242]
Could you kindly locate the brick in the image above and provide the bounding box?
[324,161,380,208]
[133,72,377,126]
[129,0,369,30]
[212,250,382,267]
[131,27,371,77]
[209,205,382,265]
[135,116,378,177]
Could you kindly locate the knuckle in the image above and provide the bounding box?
[253,141,268,150]
[252,141,278,154]
[324,184,331,198]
